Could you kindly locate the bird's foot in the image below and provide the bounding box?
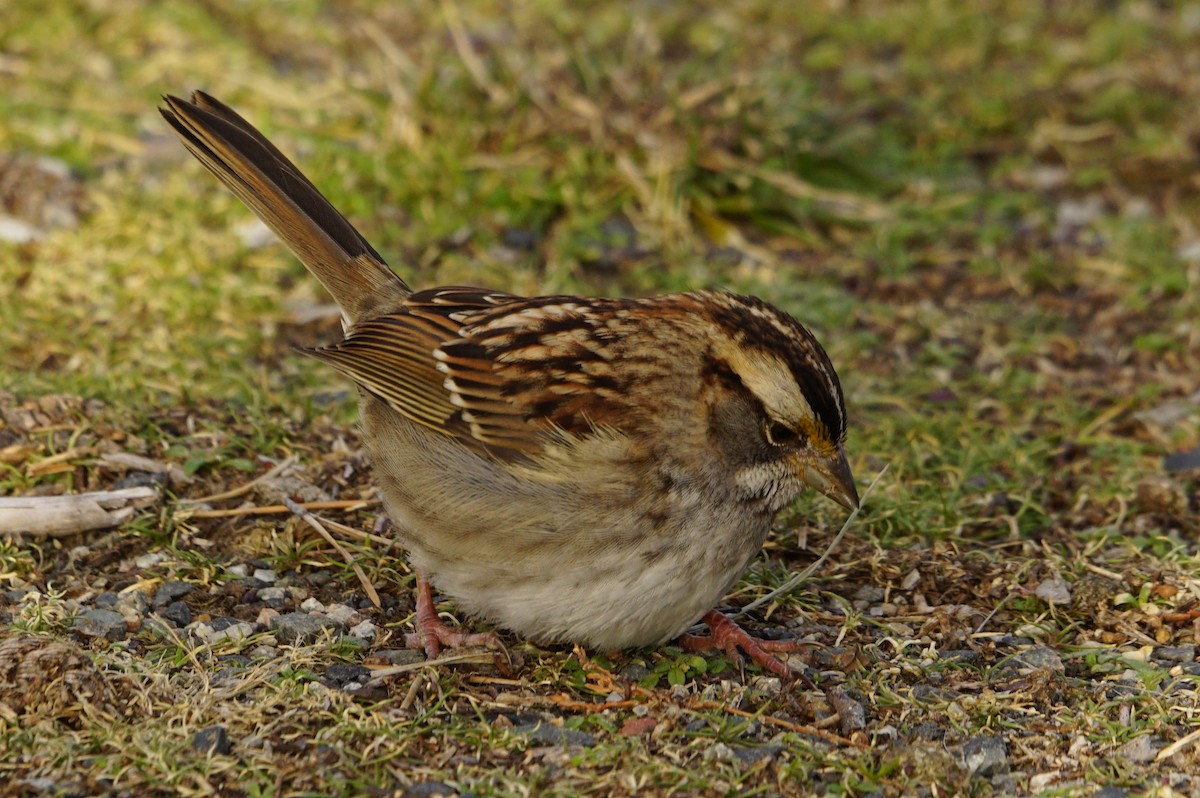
[403,573,499,659]
[679,609,815,685]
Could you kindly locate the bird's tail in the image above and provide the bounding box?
[160,91,410,323]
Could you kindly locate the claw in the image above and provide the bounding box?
[679,610,815,686]
[403,573,500,658]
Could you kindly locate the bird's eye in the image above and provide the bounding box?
[764,420,798,446]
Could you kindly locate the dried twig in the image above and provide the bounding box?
[97,452,193,486]
[1156,726,1200,762]
[0,487,157,538]
[364,651,497,686]
[284,497,382,609]
[186,499,379,519]
[178,456,297,505]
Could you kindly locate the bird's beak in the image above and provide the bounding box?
[802,446,859,510]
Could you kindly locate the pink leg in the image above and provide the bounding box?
[679,610,814,683]
[403,573,499,658]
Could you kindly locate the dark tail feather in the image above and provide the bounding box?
[161,92,409,322]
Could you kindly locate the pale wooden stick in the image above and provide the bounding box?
[0,487,157,538]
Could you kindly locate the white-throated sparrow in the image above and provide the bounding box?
[161,92,858,679]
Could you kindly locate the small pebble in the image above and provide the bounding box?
[116,590,149,615]
[729,744,783,764]
[373,648,426,666]
[134,552,166,569]
[512,721,596,748]
[189,621,255,645]
[1013,646,1064,673]
[307,570,333,587]
[252,569,277,584]
[911,722,946,740]
[1117,735,1159,763]
[269,612,339,645]
[1152,645,1195,663]
[326,663,372,686]
[153,580,194,608]
[991,774,1020,792]
[160,601,192,627]
[962,735,1009,777]
[192,725,232,755]
[1034,577,1072,606]
[348,620,376,641]
[404,783,459,798]
[324,604,359,625]
[300,597,325,612]
[258,587,288,608]
[94,592,119,608]
[73,608,127,641]
[619,661,650,682]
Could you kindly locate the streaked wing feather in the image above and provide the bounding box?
[306,290,659,458]
[302,287,558,457]
[304,319,457,432]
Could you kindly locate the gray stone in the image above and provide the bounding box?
[852,585,885,606]
[730,744,783,763]
[268,612,339,644]
[192,725,232,755]
[252,568,277,584]
[348,619,377,641]
[257,587,288,608]
[912,684,957,701]
[910,723,945,741]
[326,663,372,686]
[324,603,359,625]
[962,735,1009,777]
[1094,788,1127,798]
[1034,577,1072,605]
[1117,735,1159,763]
[115,590,149,615]
[373,648,426,666]
[990,774,1020,792]
[93,591,119,608]
[619,661,651,682]
[73,608,127,641]
[1013,646,1064,673]
[134,552,166,569]
[1152,645,1196,663]
[189,620,255,645]
[153,580,194,607]
[159,601,191,627]
[513,721,596,748]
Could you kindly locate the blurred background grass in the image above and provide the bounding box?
[3,0,1196,408]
